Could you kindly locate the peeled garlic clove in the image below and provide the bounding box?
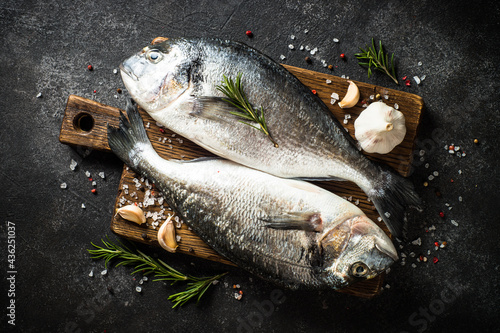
[338,80,360,109]
[157,216,178,253]
[116,204,146,224]
[354,101,406,154]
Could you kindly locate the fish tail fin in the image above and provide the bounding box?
[107,99,154,169]
[368,167,421,239]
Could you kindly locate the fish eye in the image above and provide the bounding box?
[350,262,369,277]
[146,50,162,63]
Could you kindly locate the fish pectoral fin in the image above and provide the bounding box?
[294,176,347,182]
[262,212,323,232]
[189,96,241,121]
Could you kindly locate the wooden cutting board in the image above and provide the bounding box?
[59,65,423,298]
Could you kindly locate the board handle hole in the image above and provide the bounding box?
[73,112,94,132]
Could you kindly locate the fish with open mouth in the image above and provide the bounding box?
[106,101,398,289]
[119,37,420,238]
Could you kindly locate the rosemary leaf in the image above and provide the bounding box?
[355,38,399,85]
[88,237,227,308]
[217,73,278,147]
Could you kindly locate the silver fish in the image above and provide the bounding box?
[120,37,420,238]
[107,102,397,290]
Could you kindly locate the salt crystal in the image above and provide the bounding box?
[288,44,295,50]
[370,95,375,100]
[113,68,118,74]
[355,199,359,205]
[377,217,382,222]
[425,163,430,168]
[428,175,435,181]
[331,92,339,100]
[81,203,86,209]
[451,220,458,226]
[60,182,67,189]
[344,128,348,132]
[384,212,391,218]
[234,292,242,300]
[345,114,351,119]
[114,95,118,99]
[176,235,181,242]
[461,152,466,157]
[304,29,309,34]
[419,150,426,156]
[330,99,336,105]
[85,171,91,178]
[386,268,391,274]
[136,286,142,293]
[36,92,42,98]
[290,35,296,40]
[409,252,415,257]
[142,276,148,282]
[333,38,339,43]
[299,45,304,51]
[70,159,78,171]
[385,284,391,289]
[420,75,426,81]
[123,184,129,189]
[384,94,389,100]
[279,55,286,60]
[326,79,332,84]
[449,150,455,154]
[343,119,348,124]
[101,269,107,276]
[433,171,439,177]
[212,280,219,285]
[411,238,422,246]
[139,278,144,285]
[394,103,399,110]
[341,75,346,79]
[348,196,352,201]
[458,196,463,202]
[428,225,436,231]
[400,253,406,258]
[411,263,417,268]
[92,181,97,187]
[401,261,406,266]
[310,47,318,55]
[89,270,94,277]
[454,146,460,151]
[458,170,462,175]
[413,76,421,85]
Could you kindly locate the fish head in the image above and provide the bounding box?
[318,215,398,288]
[120,38,192,113]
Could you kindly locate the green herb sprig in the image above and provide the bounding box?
[216,73,278,147]
[355,39,398,85]
[88,237,227,308]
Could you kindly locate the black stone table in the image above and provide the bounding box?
[1,1,498,332]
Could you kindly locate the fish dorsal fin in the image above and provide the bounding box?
[261,212,323,232]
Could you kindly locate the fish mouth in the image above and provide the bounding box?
[119,62,139,81]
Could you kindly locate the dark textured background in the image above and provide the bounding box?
[1,1,499,332]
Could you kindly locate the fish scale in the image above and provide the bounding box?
[120,37,420,238]
[107,102,397,290]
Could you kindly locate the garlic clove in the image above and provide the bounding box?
[157,215,178,253]
[116,204,146,224]
[354,101,406,154]
[338,81,360,109]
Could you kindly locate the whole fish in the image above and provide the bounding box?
[107,102,397,290]
[120,37,420,238]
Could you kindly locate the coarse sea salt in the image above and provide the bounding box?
[60,182,67,189]
[326,79,332,84]
[288,44,294,50]
[70,159,78,171]
[333,38,339,43]
[280,55,286,60]
[413,76,421,85]
[85,171,91,178]
[99,171,105,179]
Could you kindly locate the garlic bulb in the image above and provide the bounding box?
[354,101,406,154]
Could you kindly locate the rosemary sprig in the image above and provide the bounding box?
[355,39,399,85]
[216,73,278,147]
[88,237,227,308]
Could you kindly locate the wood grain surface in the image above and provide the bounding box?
[59,65,423,298]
